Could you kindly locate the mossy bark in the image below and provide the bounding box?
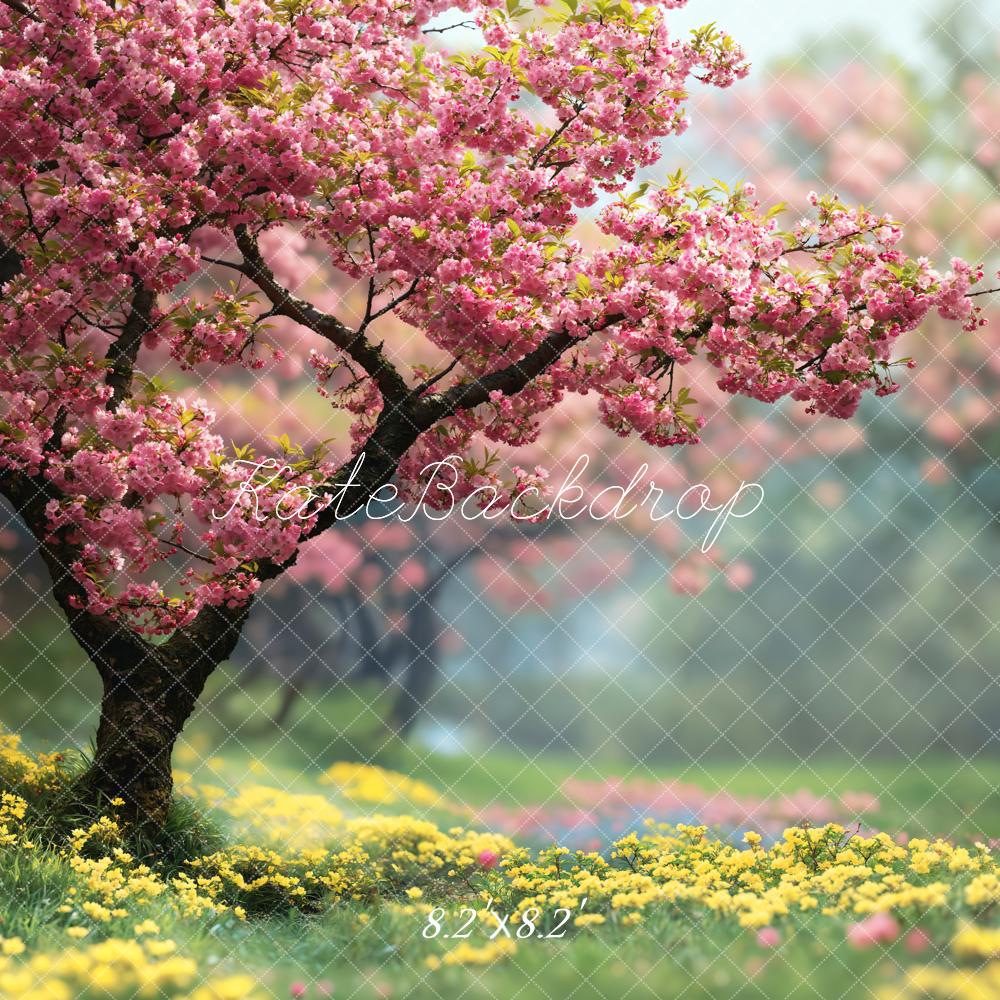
[0,469,251,829]
[0,408,426,831]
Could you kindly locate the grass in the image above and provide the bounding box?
[0,801,937,1000]
[0,736,995,1000]
[10,666,1000,840]
[170,720,1000,844]
[0,832,961,1000]
[5,675,1000,998]
[401,748,1000,828]
[0,873,907,1000]
[146,911,906,1000]
[113,669,1000,843]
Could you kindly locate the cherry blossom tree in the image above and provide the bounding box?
[245,375,762,739]
[0,0,990,829]
[687,33,1000,477]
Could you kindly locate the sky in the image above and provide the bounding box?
[667,0,1000,67]
[432,0,1000,74]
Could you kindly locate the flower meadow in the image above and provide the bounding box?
[2,730,1000,999]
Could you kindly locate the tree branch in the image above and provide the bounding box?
[245,312,625,587]
[411,354,463,398]
[116,304,625,677]
[364,277,420,328]
[233,225,410,402]
[420,315,622,422]
[0,0,40,21]
[0,236,23,292]
[105,280,156,408]
[422,19,476,33]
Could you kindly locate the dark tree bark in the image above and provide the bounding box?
[0,395,420,827]
[345,586,394,683]
[81,603,249,826]
[0,465,249,828]
[387,602,442,738]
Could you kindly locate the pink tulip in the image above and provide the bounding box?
[847,912,900,948]
[477,849,500,869]
[290,984,307,998]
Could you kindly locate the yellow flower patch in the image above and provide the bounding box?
[319,761,454,809]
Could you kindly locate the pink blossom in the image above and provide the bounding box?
[756,927,781,948]
[846,912,901,949]
[724,561,755,590]
[840,792,880,814]
[904,929,932,955]
[670,563,708,596]
[0,0,987,641]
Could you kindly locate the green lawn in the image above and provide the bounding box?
[5,664,1000,999]
[8,658,1000,840]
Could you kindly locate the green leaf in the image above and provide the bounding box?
[459,151,478,177]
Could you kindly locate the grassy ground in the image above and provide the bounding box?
[5,669,1000,998]
[402,751,1000,836]
[8,653,1000,843]
[2,728,1000,999]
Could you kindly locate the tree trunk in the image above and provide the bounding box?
[386,555,469,738]
[388,641,439,738]
[73,601,250,829]
[388,580,447,738]
[85,650,211,826]
[0,474,248,829]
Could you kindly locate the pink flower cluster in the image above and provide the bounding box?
[475,775,881,849]
[0,0,989,629]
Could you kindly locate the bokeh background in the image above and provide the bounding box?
[3,0,1000,843]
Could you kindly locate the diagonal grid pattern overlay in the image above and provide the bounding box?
[1,0,1000,998]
